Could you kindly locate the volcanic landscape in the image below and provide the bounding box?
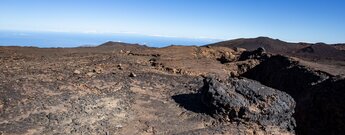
[0,37,344,135]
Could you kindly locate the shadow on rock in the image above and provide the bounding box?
[242,55,345,135]
[172,93,210,114]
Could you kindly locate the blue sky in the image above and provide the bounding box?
[1,0,345,43]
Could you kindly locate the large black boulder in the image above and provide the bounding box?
[200,77,296,131]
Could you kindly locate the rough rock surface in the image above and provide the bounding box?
[0,45,296,135]
[294,76,345,135]
[0,43,344,135]
[200,77,296,132]
[238,47,269,61]
[242,55,345,135]
[242,55,331,98]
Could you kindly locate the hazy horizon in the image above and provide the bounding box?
[1,0,345,46]
[0,30,223,47]
[1,29,345,48]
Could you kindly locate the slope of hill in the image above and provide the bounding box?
[98,41,148,49]
[208,37,297,53]
[209,37,345,61]
[333,44,345,51]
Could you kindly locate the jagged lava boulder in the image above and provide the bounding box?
[200,77,296,132]
[238,47,269,61]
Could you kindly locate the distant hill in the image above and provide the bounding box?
[96,41,148,52]
[208,37,345,61]
[98,41,148,48]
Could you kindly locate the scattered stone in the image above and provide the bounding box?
[0,100,3,110]
[235,47,247,52]
[115,124,123,128]
[93,67,103,74]
[86,72,95,77]
[73,70,81,75]
[151,54,160,57]
[257,47,266,54]
[149,58,156,63]
[229,71,238,77]
[227,52,236,60]
[129,72,136,77]
[200,77,296,132]
[165,67,181,74]
[117,64,123,70]
[217,55,232,64]
[56,76,64,80]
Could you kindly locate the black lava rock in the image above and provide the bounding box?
[129,72,137,77]
[239,47,268,61]
[200,77,296,132]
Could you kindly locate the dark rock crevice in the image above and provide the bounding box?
[242,55,331,99]
[241,55,345,135]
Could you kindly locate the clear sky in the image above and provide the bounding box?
[1,0,345,43]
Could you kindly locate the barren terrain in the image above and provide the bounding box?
[0,40,344,135]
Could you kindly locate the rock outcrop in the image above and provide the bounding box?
[297,76,345,135]
[242,54,345,135]
[238,47,269,61]
[200,77,296,133]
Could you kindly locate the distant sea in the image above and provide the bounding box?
[0,30,221,48]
